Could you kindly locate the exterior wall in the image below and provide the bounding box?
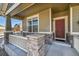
[39,9,50,32]
[71,5,79,53]
[22,8,51,32]
[72,6,79,32]
[53,10,69,18]
[22,9,70,33]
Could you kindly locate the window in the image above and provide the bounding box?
[27,17,38,32]
[28,20,32,32]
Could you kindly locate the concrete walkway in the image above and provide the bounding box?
[46,41,79,56]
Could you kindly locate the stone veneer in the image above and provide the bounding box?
[22,32,53,44]
[9,34,47,56]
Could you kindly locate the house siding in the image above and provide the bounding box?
[72,6,79,32]
[39,9,50,32]
[53,10,69,18]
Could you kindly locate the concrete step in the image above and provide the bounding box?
[53,41,71,47]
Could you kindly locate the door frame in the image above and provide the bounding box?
[53,16,68,40]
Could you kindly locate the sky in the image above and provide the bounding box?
[0,16,22,27]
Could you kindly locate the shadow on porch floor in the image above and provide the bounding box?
[0,48,8,56]
[0,38,8,56]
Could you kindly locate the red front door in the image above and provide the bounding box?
[55,19,65,39]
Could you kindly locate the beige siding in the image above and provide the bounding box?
[39,9,50,32]
[72,6,79,32]
[53,10,69,18]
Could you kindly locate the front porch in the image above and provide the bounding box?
[0,3,79,56]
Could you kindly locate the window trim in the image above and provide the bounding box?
[27,14,39,32]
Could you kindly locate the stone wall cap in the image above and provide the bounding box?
[10,35,28,40]
[26,34,45,39]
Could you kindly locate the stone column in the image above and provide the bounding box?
[22,19,27,36]
[4,15,12,44]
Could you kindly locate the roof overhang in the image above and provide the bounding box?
[14,3,70,19]
[0,3,79,20]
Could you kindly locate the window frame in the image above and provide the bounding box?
[27,14,39,32]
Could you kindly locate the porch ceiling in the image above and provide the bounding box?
[0,3,8,16]
[0,3,78,20]
[13,3,69,18]
[9,3,34,16]
[0,3,14,16]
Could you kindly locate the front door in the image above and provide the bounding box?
[55,19,65,40]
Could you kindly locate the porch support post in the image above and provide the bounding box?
[22,19,27,36]
[4,15,12,44]
[49,8,52,33]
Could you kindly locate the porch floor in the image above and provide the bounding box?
[0,38,8,56]
[0,48,8,56]
[46,41,79,56]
